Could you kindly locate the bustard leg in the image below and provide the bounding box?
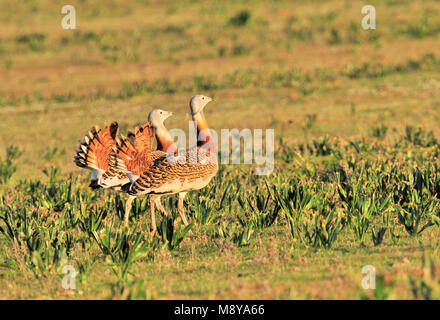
[178,192,189,226]
[154,196,171,217]
[125,196,136,226]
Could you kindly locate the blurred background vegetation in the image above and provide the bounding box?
[0,0,438,180]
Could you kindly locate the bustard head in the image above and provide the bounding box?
[148,109,173,128]
[189,95,213,115]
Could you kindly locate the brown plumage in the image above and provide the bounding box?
[74,121,156,189]
[74,110,177,228]
[74,122,119,188]
[110,123,154,176]
[113,143,217,232]
[74,122,119,172]
[109,95,217,233]
[124,146,218,196]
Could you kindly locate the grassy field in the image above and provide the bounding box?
[1,0,440,299]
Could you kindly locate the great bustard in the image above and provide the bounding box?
[114,95,218,233]
[74,110,174,226]
[116,109,179,227]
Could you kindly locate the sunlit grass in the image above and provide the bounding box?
[0,0,440,300]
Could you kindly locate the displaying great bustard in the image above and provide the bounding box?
[74,109,174,226]
[114,95,218,233]
[117,108,180,227]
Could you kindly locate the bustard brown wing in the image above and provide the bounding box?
[125,146,218,196]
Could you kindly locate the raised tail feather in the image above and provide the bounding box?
[74,122,119,188]
[114,122,154,176]
[74,122,119,172]
[100,122,154,188]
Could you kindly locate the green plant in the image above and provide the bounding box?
[294,196,344,248]
[0,146,22,185]
[91,225,156,280]
[372,124,389,139]
[328,28,341,45]
[78,201,108,236]
[338,178,388,243]
[358,275,394,300]
[30,247,68,279]
[228,10,251,27]
[403,13,440,39]
[213,219,237,241]
[408,254,440,299]
[371,213,389,246]
[186,182,232,225]
[403,126,437,147]
[237,187,280,231]
[233,225,254,247]
[271,179,344,248]
[213,220,254,247]
[395,189,439,236]
[42,146,66,161]
[115,195,148,225]
[299,136,338,156]
[116,279,156,300]
[38,177,74,212]
[157,215,193,251]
